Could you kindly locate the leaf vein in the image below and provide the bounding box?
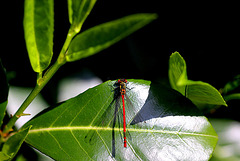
[70,130,94,161]
[88,89,113,127]
[47,131,73,159]
[29,126,218,139]
[68,89,102,126]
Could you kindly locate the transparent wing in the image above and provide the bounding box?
[84,95,122,144]
[84,86,141,146]
[125,94,144,125]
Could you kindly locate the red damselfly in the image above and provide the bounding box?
[117,78,128,147]
[85,79,134,150]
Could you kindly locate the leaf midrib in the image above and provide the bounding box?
[28,126,217,138]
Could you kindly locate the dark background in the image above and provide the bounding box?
[1,1,240,120]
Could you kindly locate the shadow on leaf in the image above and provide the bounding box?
[131,82,202,125]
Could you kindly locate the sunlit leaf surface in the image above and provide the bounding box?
[23,80,218,160]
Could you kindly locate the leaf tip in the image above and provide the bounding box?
[149,13,158,19]
[170,51,181,58]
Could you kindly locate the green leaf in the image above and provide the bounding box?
[23,80,217,160]
[0,152,11,161]
[0,101,7,128]
[169,51,187,94]
[184,81,227,106]
[223,93,240,102]
[68,0,96,33]
[222,74,240,94]
[66,13,157,62]
[0,126,31,161]
[0,59,9,127]
[169,52,227,107]
[23,0,54,73]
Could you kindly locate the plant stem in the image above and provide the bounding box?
[3,59,65,134]
[3,29,77,134]
[58,28,77,62]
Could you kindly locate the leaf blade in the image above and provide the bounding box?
[23,80,217,160]
[224,93,240,102]
[185,81,227,106]
[68,0,96,33]
[23,0,54,73]
[168,51,187,95]
[222,74,240,94]
[169,52,227,107]
[0,126,31,160]
[66,13,157,62]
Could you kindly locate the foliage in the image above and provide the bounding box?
[0,0,231,160]
[221,74,240,102]
[169,52,227,109]
[66,14,157,62]
[23,0,54,73]
[0,126,31,160]
[22,80,217,160]
[0,60,8,128]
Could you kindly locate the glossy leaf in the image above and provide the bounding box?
[66,13,157,62]
[23,80,217,160]
[0,126,31,161]
[68,0,96,33]
[0,59,9,127]
[169,52,227,107]
[23,0,54,73]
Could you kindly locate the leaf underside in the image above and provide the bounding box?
[66,13,157,62]
[23,80,218,160]
[24,0,54,73]
[68,0,96,33]
[169,52,227,107]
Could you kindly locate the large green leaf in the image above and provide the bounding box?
[169,52,227,107]
[0,59,9,127]
[0,126,31,161]
[23,80,217,160]
[23,0,54,73]
[68,0,96,33]
[66,13,157,62]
